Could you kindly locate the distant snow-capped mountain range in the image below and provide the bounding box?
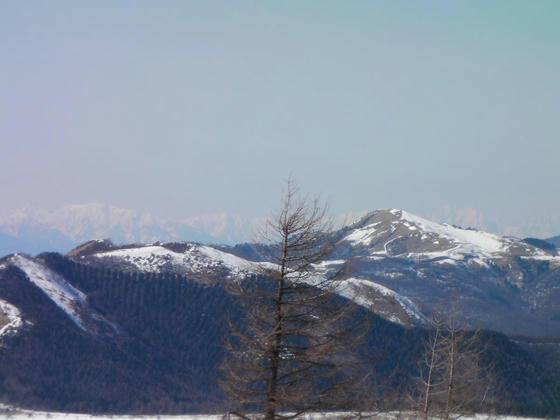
[0,204,263,255]
[0,203,559,257]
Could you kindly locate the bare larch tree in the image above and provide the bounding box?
[220,181,368,420]
[415,305,495,420]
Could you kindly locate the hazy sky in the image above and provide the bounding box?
[1,1,559,224]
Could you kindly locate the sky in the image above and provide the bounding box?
[1,1,559,228]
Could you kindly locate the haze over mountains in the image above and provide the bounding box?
[1,203,559,257]
[0,204,261,255]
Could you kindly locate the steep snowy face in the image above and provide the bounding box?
[7,254,117,335]
[336,277,427,326]
[10,254,87,329]
[342,209,557,266]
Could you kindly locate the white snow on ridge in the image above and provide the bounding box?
[0,299,23,337]
[95,246,187,272]
[95,244,255,277]
[9,254,87,330]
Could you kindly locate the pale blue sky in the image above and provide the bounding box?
[1,1,559,226]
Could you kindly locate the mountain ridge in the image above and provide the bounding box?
[1,208,559,335]
[55,208,560,336]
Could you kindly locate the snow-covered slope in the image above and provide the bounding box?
[6,254,117,335]
[10,254,87,330]
[397,209,509,254]
[337,277,427,325]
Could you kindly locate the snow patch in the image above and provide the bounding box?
[338,277,426,324]
[520,255,560,268]
[0,299,23,337]
[344,221,384,246]
[198,245,251,272]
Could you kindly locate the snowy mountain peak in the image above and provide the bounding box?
[343,209,557,265]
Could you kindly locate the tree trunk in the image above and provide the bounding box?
[445,325,456,420]
[422,327,440,420]
[265,228,289,420]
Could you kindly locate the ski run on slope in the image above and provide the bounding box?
[9,254,87,330]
